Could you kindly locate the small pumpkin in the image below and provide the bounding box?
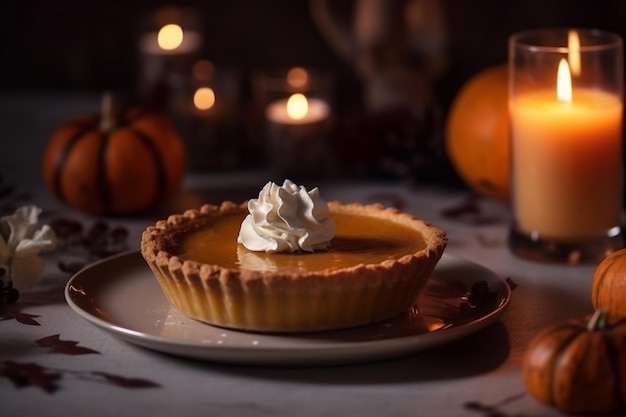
[591,248,626,319]
[522,310,626,415]
[42,94,186,216]
[445,65,510,202]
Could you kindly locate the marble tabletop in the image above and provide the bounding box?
[0,92,598,417]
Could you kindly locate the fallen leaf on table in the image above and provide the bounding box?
[0,360,61,393]
[0,360,161,393]
[35,334,100,355]
[93,372,161,388]
[0,309,41,325]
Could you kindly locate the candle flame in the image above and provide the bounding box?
[557,58,572,103]
[158,24,184,50]
[193,87,216,111]
[287,67,309,89]
[286,93,309,119]
[568,30,581,77]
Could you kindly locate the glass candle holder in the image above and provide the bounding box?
[172,60,244,172]
[252,67,338,181]
[137,6,202,107]
[508,28,624,264]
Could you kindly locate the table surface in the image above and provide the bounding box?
[0,92,600,417]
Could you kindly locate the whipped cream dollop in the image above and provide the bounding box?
[237,180,335,253]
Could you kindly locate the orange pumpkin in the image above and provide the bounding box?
[42,95,186,216]
[445,65,510,202]
[522,310,626,415]
[591,248,626,319]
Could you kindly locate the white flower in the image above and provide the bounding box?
[0,206,57,292]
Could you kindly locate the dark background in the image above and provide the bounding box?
[2,0,624,106]
[1,0,625,184]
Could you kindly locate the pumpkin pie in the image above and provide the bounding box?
[140,191,447,332]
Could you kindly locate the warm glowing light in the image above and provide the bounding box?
[287,67,309,89]
[556,58,572,103]
[286,93,309,119]
[157,24,184,50]
[428,322,447,331]
[193,87,216,111]
[568,30,581,77]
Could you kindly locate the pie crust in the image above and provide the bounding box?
[140,201,447,332]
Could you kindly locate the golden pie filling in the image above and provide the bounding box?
[180,212,427,273]
[140,201,447,332]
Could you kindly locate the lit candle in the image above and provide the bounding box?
[182,62,242,172]
[193,87,216,112]
[265,93,330,125]
[137,10,203,101]
[264,93,334,179]
[187,61,232,119]
[286,67,310,90]
[139,23,202,56]
[510,54,623,240]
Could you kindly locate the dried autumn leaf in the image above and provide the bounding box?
[440,199,502,226]
[48,218,83,242]
[0,360,61,393]
[441,198,480,218]
[0,310,41,325]
[51,217,129,275]
[110,226,129,244]
[463,280,498,311]
[93,371,160,388]
[463,392,526,416]
[35,334,100,355]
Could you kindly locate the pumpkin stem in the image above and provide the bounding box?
[587,309,609,331]
[99,92,116,133]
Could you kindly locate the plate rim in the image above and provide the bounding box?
[64,250,511,365]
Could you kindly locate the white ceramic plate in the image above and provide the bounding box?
[65,251,511,366]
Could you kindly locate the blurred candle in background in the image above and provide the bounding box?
[252,66,337,179]
[193,87,216,111]
[179,59,244,172]
[140,23,202,55]
[135,7,254,173]
[265,92,330,125]
[286,67,310,90]
[191,59,217,114]
[137,6,202,105]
